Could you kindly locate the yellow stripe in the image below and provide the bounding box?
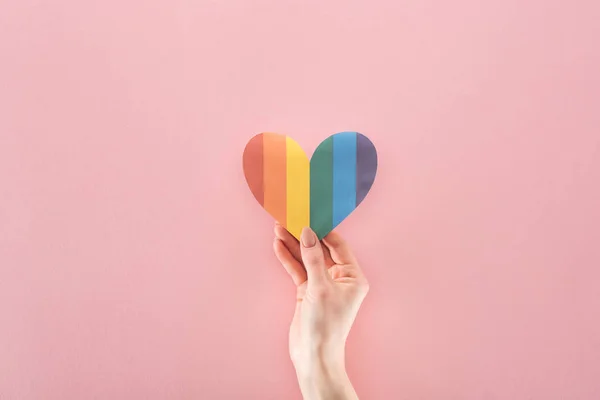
[285,137,310,240]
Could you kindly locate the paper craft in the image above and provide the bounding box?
[243,132,377,240]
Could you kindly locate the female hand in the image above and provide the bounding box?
[273,224,369,400]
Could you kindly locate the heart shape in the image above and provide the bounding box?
[243,131,377,240]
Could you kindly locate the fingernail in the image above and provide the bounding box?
[300,227,317,248]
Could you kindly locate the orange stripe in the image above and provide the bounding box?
[262,133,287,225]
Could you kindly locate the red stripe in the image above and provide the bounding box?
[243,134,264,206]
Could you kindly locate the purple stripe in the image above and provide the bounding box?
[355,133,377,205]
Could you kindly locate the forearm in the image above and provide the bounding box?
[294,353,358,400]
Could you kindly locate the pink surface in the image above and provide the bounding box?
[1,0,599,399]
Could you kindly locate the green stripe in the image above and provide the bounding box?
[310,137,334,239]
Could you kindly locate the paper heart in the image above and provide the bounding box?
[243,132,377,240]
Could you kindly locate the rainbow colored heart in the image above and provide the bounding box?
[243,132,378,240]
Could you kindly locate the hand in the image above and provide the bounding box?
[273,224,369,400]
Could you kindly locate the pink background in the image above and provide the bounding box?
[1,0,599,399]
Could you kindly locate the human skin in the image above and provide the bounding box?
[273,224,369,400]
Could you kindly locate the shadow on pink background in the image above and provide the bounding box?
[1,0,599,399]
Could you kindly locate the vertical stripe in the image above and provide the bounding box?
[310,136,334,240]
[285,137,310,240]
[356,133,378,206]
[332,132,357,228]
[263,133,287,225]
[242,134,264,206]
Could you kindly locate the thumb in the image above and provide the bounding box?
[300,227,330,285]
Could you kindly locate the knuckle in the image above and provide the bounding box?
[325,233,342,246]
[304,254,321,265]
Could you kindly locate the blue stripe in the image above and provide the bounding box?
[332,132,357,228]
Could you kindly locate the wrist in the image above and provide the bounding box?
[293,347,357,400]
[292,341,345,375]
[295,353,345,380]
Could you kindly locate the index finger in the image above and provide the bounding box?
[322,230,359,266]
